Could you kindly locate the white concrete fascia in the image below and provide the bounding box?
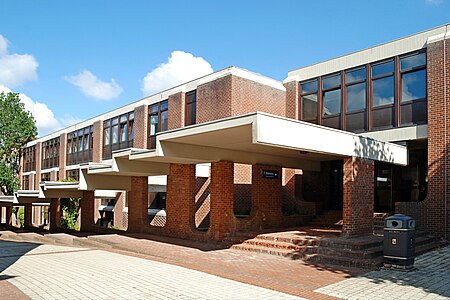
[360,125,427,142]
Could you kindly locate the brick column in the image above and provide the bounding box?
[24,204,33,228]
[342,157,374,237]
[5,206,12,226]
[251,164,283,229]
[284,81,299,120]
[59,132,67,180]
[133,105,148,149]
[209,161,235,241]
[168,92,186,130]
[114,192,125,229]
[165,164,195,237]
[80,191,95,232]
[92,121,103,163]
[127,177,148,232]
[49,198,61,231]
[35,141,42,188]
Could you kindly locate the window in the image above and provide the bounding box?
[42,137,60,169]
[22,175,30,190]
[400,52,427,125]
[345,67,367,132]
[185,91,196,126]
[66,169,80,181]
[372,59,395,129]
[148,100,169,149]
[300,79,318,123]
[322,73,341,129]
[67,126,93,165]
[103,112,134,159]
[23,146,36,172]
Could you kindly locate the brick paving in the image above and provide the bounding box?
[316,246,450,300]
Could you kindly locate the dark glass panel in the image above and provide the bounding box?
[322,115,340,129]
[322,74,341,90]
[346,82,366,112]
[150,104,159,114]
[301,79,318,94]
[346,67,366,84]
[372,107,394,129]
[401,100,427,125]
[150,115,158,135]
[372,60,394,77]
[323,88,341,115]
[129,120,134,141]
[400,52,426,70]
[120,123,127,142]
[372,76,394,107]
[346,112,365,132]
[161,100,168,111]
[112,125,119,144]
[104,128,110,146]
[401,69,426,102]
[112,118,119,126]
[161,110,168,131]
[301,94,317,120]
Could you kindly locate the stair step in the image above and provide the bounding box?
[252,235,321,246]
[307,253,383,269]
[231,243,306,260]
[73,238,113,249]
[316,245,383,259]
[238,239,317,253]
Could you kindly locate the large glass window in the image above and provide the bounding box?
[41,137,60,169]
[67,126,93,165]
[345,67,367,132]
[323,89,341,115]
[322,73,341,129]
[347,83,366,112]
[300,79,318,122]
[185,91,196,126]
[372,76,394,107]
[103,112,134,159]
[148,100,169,149]
[23,146,36,172]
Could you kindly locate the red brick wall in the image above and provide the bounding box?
[133,104,148,149]
[165,164,196,236]
[195,176,210,229]
[92,120,103,163]
[233,163,252,216]
[114,192,126,230]
[284,81,299,120]
[197,76,233,123]
[168,92,185,130]
[80,191,95,232]
[397,38,450,239]
[127,176,148,232]
[49,198,61,231]
[342,157,374,237]
[59,132,67,180]
[24,203,32,228]
[34,142,42,188]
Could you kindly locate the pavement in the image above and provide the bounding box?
[0,228,449,300]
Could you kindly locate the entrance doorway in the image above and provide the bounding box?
[329,161,343,210]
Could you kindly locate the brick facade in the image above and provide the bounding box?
[59,132,67,180]
[133,105,148,149]
[34,141,42,188]
[168,92,185,130]
[24,203,33,228]
[284,81,299,120]
[49,198,61,231]
[342,157,374,237]
[127,176,149,232]
[92,121,103,163]
[80,191,95,232]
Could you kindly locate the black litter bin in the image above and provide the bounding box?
[383,214,415,269]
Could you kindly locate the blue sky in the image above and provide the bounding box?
[0,0,449,136]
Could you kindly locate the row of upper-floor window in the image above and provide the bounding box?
[299,50,427,132]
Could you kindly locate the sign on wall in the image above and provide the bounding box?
[262,170,279,179]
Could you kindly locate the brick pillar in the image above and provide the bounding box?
[5,206,12,226]
[24,204,33,228]
[342,157,374,237]
[209,161,235,241]
[92,120,103,163]
[252,164,283,228]
[59,132,67,180]
[133,105,148,149]
[80,191,95,232]
[284,81,299,120]
[165,164,195,237]
[127,177,148,232]
[168,92,186,130]
[35,141,42,188]
[49,199,61,231]
[114,192,125,229]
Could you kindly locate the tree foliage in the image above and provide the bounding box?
[0,92,37,195]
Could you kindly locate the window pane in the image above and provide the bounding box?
[373,76,394,107]
[401,69,426,102]
[150,115,158,135]
[346,82,366,112]
[129,112,134,120]
[120,115,127,123]
[323,88,341,115]
[112,118,118,126]
[104,129,110,146]
[401,52,426,70]
[150,104,159,114]
[112,125,119,144]
[301,94,317,120]
[129,121,134,140]
[372,60,394,77]
[346,67,366,84]
[85,135,89,149]
[161,100,168,111]
[186,102,196,125]
[322,74,341,90]
[120,123,127,142]
[301,80,318,94]
[161,110,168,131]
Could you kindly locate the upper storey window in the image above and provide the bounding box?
[67,126,93,165]
[103,112,134,160]
[23,146,36,172]
[185,91,196,126]
[345,67,367,132]
[300,79,318,123]
[42,137,60,169]
[148,100,168,149]
[322,73,342,129]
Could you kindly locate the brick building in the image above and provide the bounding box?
[1,24,449,242]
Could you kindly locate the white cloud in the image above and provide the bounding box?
[0,34,38,88]
[0,85,79,137]
[142,51,213,96]
[64,70,123,100]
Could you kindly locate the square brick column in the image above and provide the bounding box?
[168,92,186,130]
[59,132,67,180]
[114,192,125,229]
[92,121,103,163]
[24,204,33,228]
[127,176,148,233]
[133,105,148,149]
[251,164,283,229]
[209,161,235,241]
[80,191,95,232]
[165,164,196,237]
[49,198,61,231]
[5,206,13,226]
[35,141,42,188]
[283,81,299,120]
[342,157,374,237]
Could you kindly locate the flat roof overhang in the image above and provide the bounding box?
[0,196,15,206]
[14,190,49,204]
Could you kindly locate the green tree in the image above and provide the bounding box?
[0,92,37,195]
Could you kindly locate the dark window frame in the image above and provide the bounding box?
[147,100,169,149]
[67,126,93,165]
[42,137,60,169]
[185,90,197,126]
[299,78,319,123]
[103,112,134,160]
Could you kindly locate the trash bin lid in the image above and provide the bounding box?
[385,214,415,229]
